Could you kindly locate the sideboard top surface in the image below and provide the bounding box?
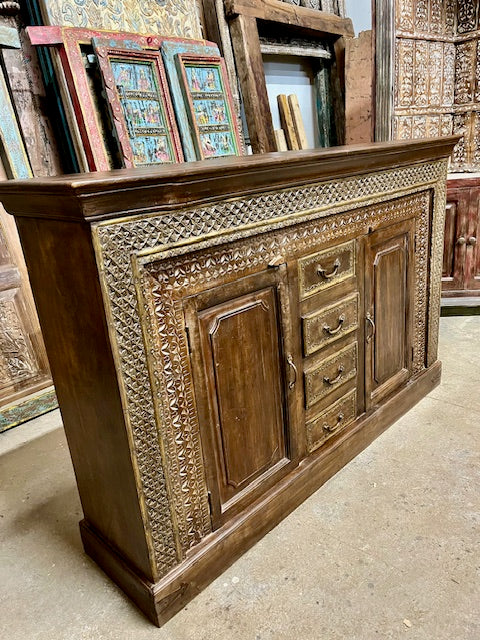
[0,137,458,222]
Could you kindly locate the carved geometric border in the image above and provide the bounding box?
[92,159,447,577]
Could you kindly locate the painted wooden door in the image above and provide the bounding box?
[364,218,415,407]
[184,265,300,529]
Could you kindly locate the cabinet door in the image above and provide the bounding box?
[464,187,480,292]
[364,218,415,407]
[442,190,467,292]
[184,265,300,529]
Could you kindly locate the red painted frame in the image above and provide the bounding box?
[27,27,211,171]
[94,39,183,168]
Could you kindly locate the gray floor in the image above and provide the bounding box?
[1,317,479,639]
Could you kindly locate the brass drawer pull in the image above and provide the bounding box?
[323,313,345,336]
[366,312,376,343]
[323,364,344,386]
[324,412,344,433]
[287,354,298,390]
[317,258,340,280]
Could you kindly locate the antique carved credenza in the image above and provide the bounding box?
[0,137,456,625]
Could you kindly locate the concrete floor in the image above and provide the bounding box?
[1,316,479,639]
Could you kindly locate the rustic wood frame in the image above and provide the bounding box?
[223,0,354,153]
[373,0,395,142]
[174,53,243,160]
[26,27,196,171]
[92,38,183,168]
[161,39,223,161]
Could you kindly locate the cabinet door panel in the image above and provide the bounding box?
[365,219,414,406]
[199,288,286,493]
[465,188,480,291]
[442,189,468,292]
[184,266,298,528]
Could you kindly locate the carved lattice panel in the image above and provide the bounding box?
[394,0,480,171]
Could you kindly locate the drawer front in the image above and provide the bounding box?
[299,240,355,299]
[304,342,357,408]
[306,389,357,453]
[302,293,359,356]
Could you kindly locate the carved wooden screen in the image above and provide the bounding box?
[393,0,480,171]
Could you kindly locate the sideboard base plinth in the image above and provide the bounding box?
[81,361,441,627]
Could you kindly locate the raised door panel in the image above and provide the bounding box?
[365,218,415,407]
[464,187,480,291]
[442,188,468,293]
[184,266,298,528]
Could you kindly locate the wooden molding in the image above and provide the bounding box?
[224,0,354,38]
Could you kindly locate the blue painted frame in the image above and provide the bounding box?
[161,40,220,162]
[0,27,32,179]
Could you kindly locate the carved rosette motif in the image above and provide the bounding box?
[93,159,447,575]
[39,0,202,39]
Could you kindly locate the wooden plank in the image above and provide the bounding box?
[277,94,299,150]
[229,14,276,153]
[1,27,63,177]
[224,0,354,38]
[0,24,20,48]
[288,94,309,149]
[274,129,287,151]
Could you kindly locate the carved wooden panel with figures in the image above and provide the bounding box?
[0,137,456,624]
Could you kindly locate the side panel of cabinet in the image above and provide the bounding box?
[365,218,415,407]
[184,266,299,529]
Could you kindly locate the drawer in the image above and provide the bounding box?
[304,342,357,408]
[302,293,359,357]
[298,240,355,299]
[306,389,357,453]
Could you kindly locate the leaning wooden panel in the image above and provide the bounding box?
[0,138,456,625]
[34,0,203,39]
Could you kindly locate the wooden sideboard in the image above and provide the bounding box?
[442,175,480,302]
[0,137,456,625]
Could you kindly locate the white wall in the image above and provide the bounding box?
[345,0,372,34]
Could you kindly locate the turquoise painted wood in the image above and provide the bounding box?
[0,27,32,179]
[161,40,220,162]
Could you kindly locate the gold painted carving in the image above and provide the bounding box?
[303,293,359,357]
[304,342,357,408]
[93,159,446,575]
[38,0,202,39]
[306,389,357,453]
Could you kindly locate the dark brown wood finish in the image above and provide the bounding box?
[442,176,480,300]
[0,139,455,626]
[365,217,415,407]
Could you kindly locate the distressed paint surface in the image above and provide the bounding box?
[0,27,31,179]
[161,40,221,161]
[37,0,202,39]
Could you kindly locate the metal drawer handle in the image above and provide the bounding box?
[287,354,297,390]
[323,313,345,336]
[324,412,344,433]
[366,312,376,343]
[457,236,466,245]
[323,364,344,386]
[317,258,340,280]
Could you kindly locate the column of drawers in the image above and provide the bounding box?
[298,239,361,454]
